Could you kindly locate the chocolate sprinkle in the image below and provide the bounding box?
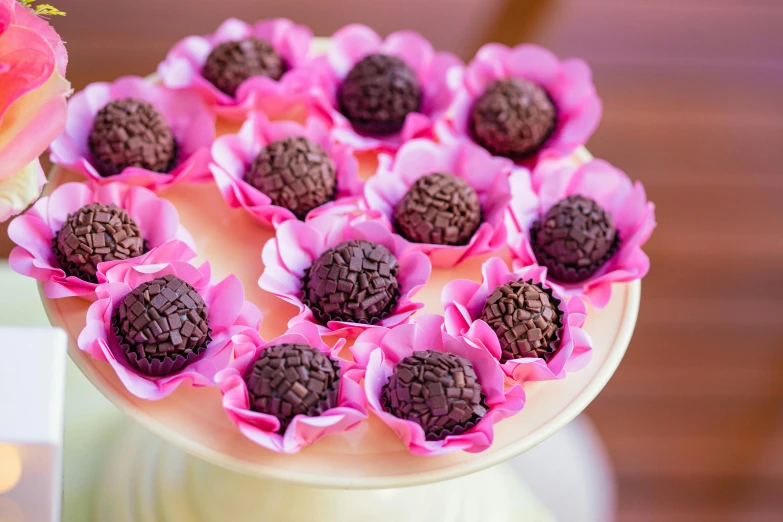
[393,172,482,246]
[337,53,422,136]
[531,195,619,283]
[112,275,211,376]
[245,136,337,220]
[88,98,177,177]
[202,37,286,97]
[381,350,488,441]
[470,77,557,159]
[244,343,341,433]
[303,240,400,325]
[480,279,563,362]
[53,203,146,283]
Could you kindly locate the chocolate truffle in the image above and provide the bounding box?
[112,274,211,376]
[393,172,482,246]
[470,77,557,159]
[480,279,563,362]
[381,350,488,441]
[530,195,619,283]
[88,98,177,177]
[245,136,337,219]
[303,240,400,325]
[337,53,421,135]
[244,343,341,433]
[202,37,286,97]
[54,203,146,283]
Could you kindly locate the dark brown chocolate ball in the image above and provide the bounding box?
[480,279,563,362]
[244,343,341,433]
[88,99,177,177]
[337,53,421,136]
[381,350,488,441]
[470,77,557,159]
[54,203,146,283]
[393,173,482,246]
[202,37,286,97]
[531,195,619,283]
[245,137,337,220]
[112,275,211,376]
[303,240,400,325]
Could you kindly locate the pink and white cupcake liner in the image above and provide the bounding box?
[215,322,367,454]
[258,213,431,338]
[158,18,320,121]
[351,314,525,455]
[507,155,656,308]
[49,76,216,192]
[8,182,196,300]
[310,24,464,151]
[78,258,262,400]
[442,257,592,382]
[363,139,514,268]
[439,43,602,164]
[210,111,362,227]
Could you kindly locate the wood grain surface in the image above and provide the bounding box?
[4,0,782,520]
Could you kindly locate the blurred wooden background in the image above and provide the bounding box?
[6,0,783,520]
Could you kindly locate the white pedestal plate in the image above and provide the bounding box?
[37,74,638,518]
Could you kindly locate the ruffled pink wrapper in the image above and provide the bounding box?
[309,24,464,152]
[214,322,367,453]
[259,214,432,338]
[210,112,362,227]
[442,257,592,382]
[351,314,525,455]
[49,76,216,192]
[507,155,656,308]
[77,259,263,400]
[439,43,602,164]
[157,18,320,121]
[8,182,196,300]
[363,139,513,268]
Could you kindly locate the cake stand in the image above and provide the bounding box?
[39,31,639,511]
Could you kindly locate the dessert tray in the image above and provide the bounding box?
[10,22,654,521]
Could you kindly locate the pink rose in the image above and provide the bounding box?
[0,0,69,221]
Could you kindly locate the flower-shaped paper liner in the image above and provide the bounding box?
[442,257,592,382]
[258,213,431,338]
[507,155,656,308]
[210,111,362,227]
[8,181,196,300]
[157,17,319,121]
[78,258,262,400]
[363,138,514,268]
[309,24,464,151]
[351,314,524,455]
[49,76,216,192]
[215,322,367,454]
[440,43,602,164]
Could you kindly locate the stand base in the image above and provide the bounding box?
[96,423,555,522]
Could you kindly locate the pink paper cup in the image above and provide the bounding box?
[507,155,656,308]
[78,258,263,400]
[439,43,602,165]
[158,17,321,121]
[8,182,196,300]
[442,257,592,382]
[258,213,432,338]
[308,24,464,151]
[215,322,367,454]
[351,314,525,456]
[49,76,216,192]
[363,139,514,268]
[210,111,362,227]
